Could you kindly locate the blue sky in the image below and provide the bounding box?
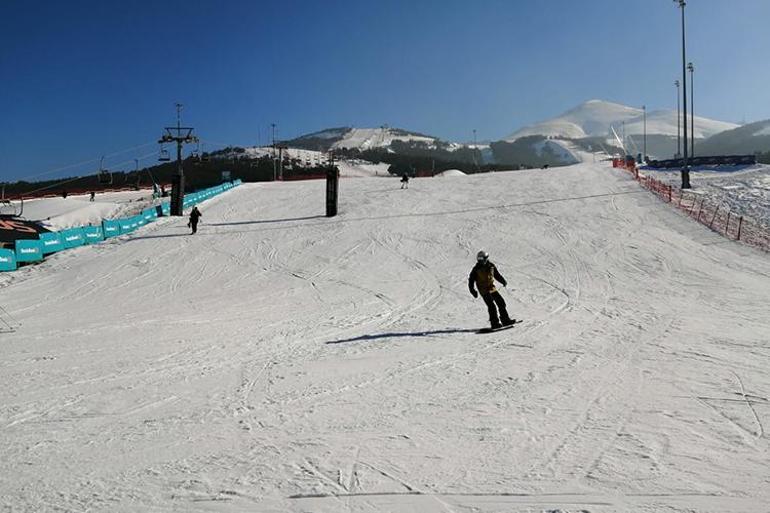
[1,0,769,182]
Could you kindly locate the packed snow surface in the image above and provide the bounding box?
[645,164,770,229]
[335,159,391,177]
[435,169,466,177]
[2,163,770,512]
[14,190,158,230]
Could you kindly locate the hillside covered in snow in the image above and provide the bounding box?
[497,100,739,165]
[1,162,769,512]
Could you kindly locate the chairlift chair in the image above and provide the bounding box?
[158,146,171,162]
[97,156,113,185]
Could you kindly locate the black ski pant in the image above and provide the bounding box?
[481,290,511,326]
[190,220,199,234]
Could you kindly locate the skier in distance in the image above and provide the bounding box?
[188,206,202,234]
[468,250,514,329]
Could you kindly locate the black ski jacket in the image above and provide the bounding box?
[468,261,507,295]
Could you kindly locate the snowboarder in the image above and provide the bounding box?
[188,206,202,234]
[89,191,95,202]
[468,250,514,329]
[400,173,409,189]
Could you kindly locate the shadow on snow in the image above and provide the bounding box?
[325,328,479,345]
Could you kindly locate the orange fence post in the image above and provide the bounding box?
[709,205,719,228]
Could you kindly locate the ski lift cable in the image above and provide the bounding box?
[14,141,158,183]
[19,151,159,197]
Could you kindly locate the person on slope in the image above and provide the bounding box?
[188,206,202,234]
[400,173,409,189]
[468,250,514,329]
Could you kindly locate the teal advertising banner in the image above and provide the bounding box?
[39,232,64,254]
[0,248,16,271]
[15,239,43,262]
[61,228,85,248]
[102,219,121,238]
[119,218,133,233]
[83,225,104,244]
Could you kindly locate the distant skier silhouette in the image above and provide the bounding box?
[188,206,202,234]
[400,173,409,189]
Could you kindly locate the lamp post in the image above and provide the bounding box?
[675,79,681,158]
[688,61,695,158]
[674,0,690,188]
[271,123,277,181]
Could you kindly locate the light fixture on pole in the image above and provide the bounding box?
[674,0,691,189]
[688,61,695,158]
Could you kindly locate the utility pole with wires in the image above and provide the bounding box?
[158,103,198,216]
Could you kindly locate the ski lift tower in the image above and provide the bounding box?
[158,103,198,216]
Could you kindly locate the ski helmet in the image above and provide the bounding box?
[477,250,489,262]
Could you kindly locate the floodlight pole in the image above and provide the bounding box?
[675,0,691,188]
[675,80,681,158]
[688,61,695,158]
[158,103,199,215]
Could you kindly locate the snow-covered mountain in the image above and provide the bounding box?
[505,100,643,141]
[696,119,770,156]
[285,126,453,152]
[505,100,737,143]
[622,110,738,139]
[499,100,739,163]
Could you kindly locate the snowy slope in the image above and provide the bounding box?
[755,123,770,136]
[622,109,738,139]
[645,164,770,229]
[14,190,159,230]
[331,127,437,150]
[2,165,770,512]
[286,126,444,152]
[697,119,770,156]
[506,100,737,142]
[506,100,643,141]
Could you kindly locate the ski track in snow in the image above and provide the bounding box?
[1,166,769,512]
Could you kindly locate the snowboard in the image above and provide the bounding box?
[476,320,522,334]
